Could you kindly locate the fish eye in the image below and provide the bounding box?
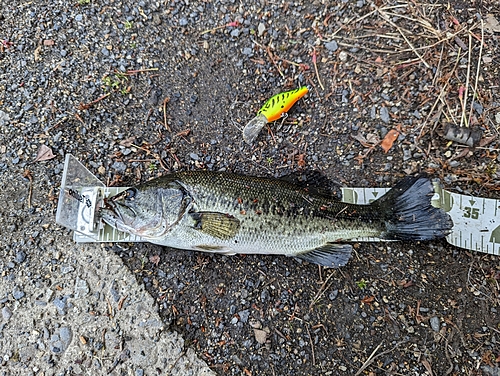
[125,188,138,200]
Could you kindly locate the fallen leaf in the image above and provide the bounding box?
[375,56,383,63]
[34,144,56,162]
[484,14,500,33]
[361,295,375,304]
[479,136,496,147]
[380,129,399,153]
[351,133,380,148]
[149,254,160,266]
[119,136,136,147]
[421,357,433,376]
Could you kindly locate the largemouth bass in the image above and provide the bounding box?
[99,172,452,268]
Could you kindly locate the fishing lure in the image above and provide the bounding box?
[243,86,308,144]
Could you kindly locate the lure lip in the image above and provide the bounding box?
[242,113,268,144]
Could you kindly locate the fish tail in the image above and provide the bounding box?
[372,176,453,240]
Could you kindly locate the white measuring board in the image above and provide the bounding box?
[56,154,500,255]
[341,184,500,256]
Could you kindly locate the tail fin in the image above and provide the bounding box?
[373,176,453,240]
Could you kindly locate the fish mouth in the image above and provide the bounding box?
[100,198,137,223]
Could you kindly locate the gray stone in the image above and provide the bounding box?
[0,110,10,125]
[53,296,68,315]
[238,309,250,323]
[111,161,127,172]
[59,326,72,350]
[61,265,74,274]
[242,47,253,56]
[325,40,338,52]
[74,277,90,298]
[430,316,440,332]
[329,290,339,301]
[257,23,265,36]
[1,306,12,320]
[12,286,25,300]
[380,106,390,123]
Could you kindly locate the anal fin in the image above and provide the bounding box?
[295,244,352,268]
[191,211,241,240]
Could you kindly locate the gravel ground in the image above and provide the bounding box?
[1,0,500,375]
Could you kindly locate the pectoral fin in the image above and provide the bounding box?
[190,211,241,240]
[295,244,352,268]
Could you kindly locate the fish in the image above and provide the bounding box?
[99,172,453,268]
[243,86,308,144]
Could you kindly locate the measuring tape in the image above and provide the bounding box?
[56,155,500,255]
[341,185,500,256]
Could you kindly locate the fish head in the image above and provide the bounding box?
[100,184,190,238]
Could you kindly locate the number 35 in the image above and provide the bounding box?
[463,207,479,219]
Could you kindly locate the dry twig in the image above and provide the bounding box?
[312,47,324,90]
[163,96,171,132]
[23,170,33,209]
[374,4,430,68]
[467,20,485,127]
[354,341,407,376]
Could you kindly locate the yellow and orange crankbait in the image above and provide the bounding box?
[243,86,308,144]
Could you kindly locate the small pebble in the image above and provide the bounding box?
[380,106,390,123]
[74,277,90,298]
[15,251,26,263]
[53,296,68,315]
[12,286,25,300]
[59,326,73,348]
[430,316,440,332]
[1,306,12,320]
[257,23,265,36]
[61,265,74,274]
[325,40,338,52]
[238,310,250,323]
[242,47,253,56]
[329,290,339,301]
